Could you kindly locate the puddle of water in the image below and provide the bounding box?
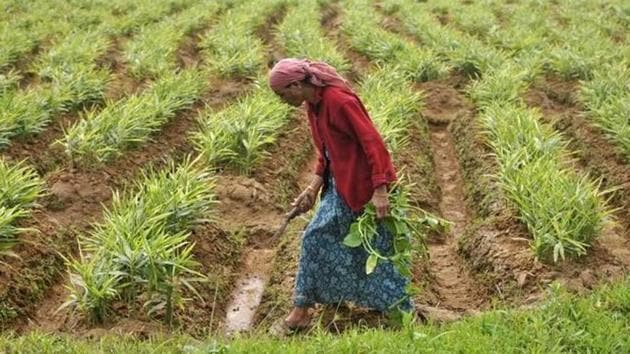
[224,249,274,334]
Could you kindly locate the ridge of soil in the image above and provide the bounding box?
[439,76,627,303]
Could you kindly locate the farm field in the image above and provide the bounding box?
[0,0,628,351]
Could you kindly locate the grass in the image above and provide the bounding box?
[1,277,629,352]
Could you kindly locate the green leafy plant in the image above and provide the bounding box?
[61,69,205,165]
[63,157,216,324]
[276,0,350,72]
[192,81,293,174]
[125,1,221,79]
[342,179,448,286]
[199,0,284,79]
[341,0,448,82]
[0,159,45,249]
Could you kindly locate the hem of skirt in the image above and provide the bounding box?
[294,295,413,313]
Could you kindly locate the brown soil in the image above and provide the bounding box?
[422,123,489,312]
[99,36,146,100]
[21,222,244,338]
[394,120,440,211]
[255,3,288,69]
[0,170,114,331]
[2,112,83,174]
[176,32,203,70]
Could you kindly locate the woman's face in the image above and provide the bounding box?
[273,81,305,107]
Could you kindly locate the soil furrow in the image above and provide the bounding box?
[425,123,487,311]
[320,0,371,81]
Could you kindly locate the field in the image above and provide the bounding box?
[0,0,628,351]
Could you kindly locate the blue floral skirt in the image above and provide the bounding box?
[293,175,412,312]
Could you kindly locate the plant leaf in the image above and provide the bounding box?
[365,254,378,274]
[343,223,362,248]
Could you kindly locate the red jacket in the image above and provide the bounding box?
[307,85,397,212]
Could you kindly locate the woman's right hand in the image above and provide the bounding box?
[291,175,323,215]
[291,187,317,214]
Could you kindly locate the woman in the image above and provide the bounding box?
[268,58,412,330]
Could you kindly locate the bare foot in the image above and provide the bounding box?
[284,306,311,328]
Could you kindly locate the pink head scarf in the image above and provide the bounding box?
[268,58,353,93]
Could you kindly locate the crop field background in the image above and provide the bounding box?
[0,0,628,351]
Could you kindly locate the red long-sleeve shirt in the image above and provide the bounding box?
[306,85,396,212]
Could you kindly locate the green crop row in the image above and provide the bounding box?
[99,0,199,37]
[579,62,630,159]
[386,0,613,261]
[0,30,110,148]
[377,0,502,78]
[199,0,286,79]
[462,0,630,161]
[0,0,188,73]
[357,65,421,153]
[0,0,90,70]
[341,0,448,82]
[125,0,222,79]
[469,64,611,262]
[275,0,350,72]
[61,69,206,165]
[0,159,45,253]
[192,80,293,174]
[62,158,216,324]
[0,0,194,149]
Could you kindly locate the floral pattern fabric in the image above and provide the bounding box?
[293,174,412,312]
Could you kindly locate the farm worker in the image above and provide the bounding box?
[268,58,412,330]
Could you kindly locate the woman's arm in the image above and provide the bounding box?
[335,97,395,218]
[335,98,396,190]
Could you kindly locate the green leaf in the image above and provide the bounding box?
[394,237,411,253]
[365,254,378,274]
[383,216,397,236]
[343,223,363,248]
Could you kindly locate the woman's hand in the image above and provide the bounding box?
[291,175,323,215]
[372,185,389,219]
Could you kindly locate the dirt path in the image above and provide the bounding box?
[426,123,487,311]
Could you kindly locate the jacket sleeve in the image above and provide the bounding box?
[335,97,396,189]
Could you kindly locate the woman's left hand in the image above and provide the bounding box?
[371,186,389,219]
